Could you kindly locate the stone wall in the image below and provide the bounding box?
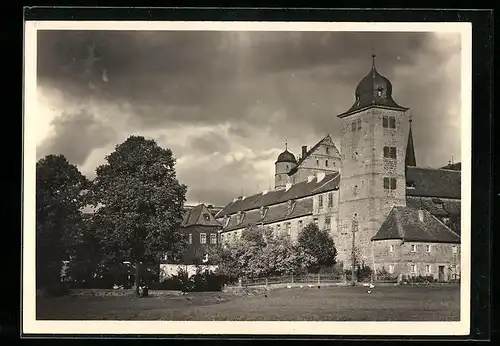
[372,240,461,281]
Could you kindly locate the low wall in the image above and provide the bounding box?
[67,289,182,297]
[159,263,218,280]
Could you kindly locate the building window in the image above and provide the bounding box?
[318,195,323,209]
[389,264,395,274]
[210,234,217,244]
[425,245,431,253]
[276,224,281,233]
[298,220,303,230]
[411,244,417,252]
[188,233,193,244]
[452,245,458,254]
[383,177,397,190]
[328,193,333,207]
[357,118,362,130]
[410,264,417,274]
[316,159,319,167]
[383,146,397,159]
[383,115,396,129]
[313,218,319,226]
[325,217,331,230]
[326,147,329,154]
[200,233,207,244]
[353,185,358,196]
[285,222,291,235]
[325,159,329,167]
[351,121,356,131]
[426,265,432,274]
[389,244,394,253]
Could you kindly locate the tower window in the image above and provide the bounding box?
[326,147,329,154]
[357,118,362,130]
[325,160,329,167]
[316,159,319,166]
[351,122,356,131]
[328,193,333,207]
[383,177,397,190]
[383,116,397,129]
[383,146,397,159]
[318,195,323,209]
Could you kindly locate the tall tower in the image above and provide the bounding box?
[274,141,297,190]
[336,54,410,267]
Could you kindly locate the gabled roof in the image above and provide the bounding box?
[288,135,339,176]
[371,206,460,243]
[223,197,313,232]
[440,162,461,171]
[181,204,222,228]
[406,196,460,217]
[406,166,461,199]
[216,172,340,218]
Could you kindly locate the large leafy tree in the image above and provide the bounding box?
[297,222,337,273]
[36,154,88,293]
[88,136,187,295]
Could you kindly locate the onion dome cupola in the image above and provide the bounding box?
[276,147,297,164]
[339,54,409,118]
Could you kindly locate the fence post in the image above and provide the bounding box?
[265,277,268,288]
[291,275,294,284]
[317,273,320,285]
[238,278,242,288]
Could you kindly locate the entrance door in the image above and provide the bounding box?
[438,266,445,282]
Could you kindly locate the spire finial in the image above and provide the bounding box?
[409,114,413,124]
[371,48,376,67]
[285,138,288,151]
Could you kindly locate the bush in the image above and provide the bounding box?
[376,267,398,282]
[356,263,373,282]
[400,275,436,284]
[152,266,227,292]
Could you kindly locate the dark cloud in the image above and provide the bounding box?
[37,29,461,204]
[37,109,116,166]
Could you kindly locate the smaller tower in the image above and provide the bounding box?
[405,116,416,167]
[275,140,297,190]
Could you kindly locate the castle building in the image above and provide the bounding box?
[215,55,461,281]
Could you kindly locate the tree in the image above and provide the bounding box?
[297,222,337,273]
[36,154,88,294]
[88,136,187,295]
[263,232,316,276]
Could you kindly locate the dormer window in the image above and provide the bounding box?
[260,205,268,219]
[223,215,230,227]
[236,211,245,225]
[203,213,210,221]
[377,86,383,97]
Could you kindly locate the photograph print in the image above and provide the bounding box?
[23,20,471,336]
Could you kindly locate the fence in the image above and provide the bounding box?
[239,273,345,287]
[236,273,399,288]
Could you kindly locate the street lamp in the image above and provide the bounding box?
[351,213,359,284]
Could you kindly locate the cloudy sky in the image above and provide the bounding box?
[36,29,461,206]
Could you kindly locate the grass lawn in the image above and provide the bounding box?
[36,284,460,321]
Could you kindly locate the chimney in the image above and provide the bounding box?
[307,175,315,183]
[285,183,292,191]
[317,172,326,182]
[302,145,307,158]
